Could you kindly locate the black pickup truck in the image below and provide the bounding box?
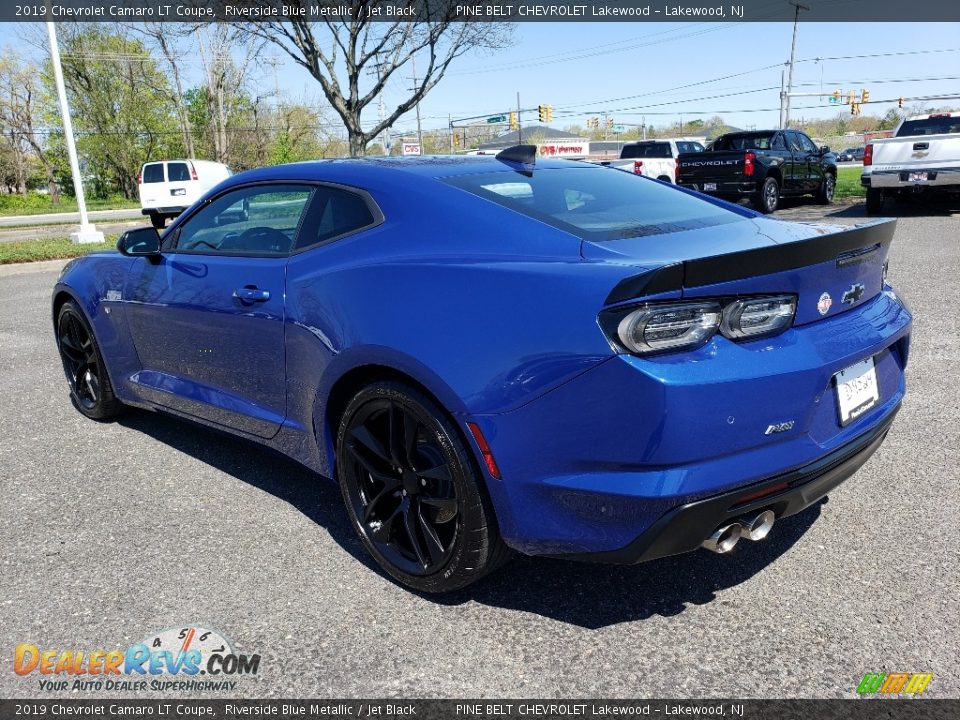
[676,130,837,213]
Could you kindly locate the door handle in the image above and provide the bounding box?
[233,286,271,303]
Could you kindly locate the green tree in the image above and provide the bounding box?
[53,25,179,198]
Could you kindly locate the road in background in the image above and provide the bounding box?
[1,206,957,699]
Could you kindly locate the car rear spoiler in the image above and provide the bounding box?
[604,219,897,305]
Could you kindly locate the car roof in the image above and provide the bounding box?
[223,155,590,187]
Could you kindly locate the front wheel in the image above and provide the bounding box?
[336,381,510,593]
[865,188,885,215]
[817,172,836,204]
[754,176,780,213]
[56,301,123,420]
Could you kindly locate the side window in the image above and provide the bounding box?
[168,162,191,182]
[295,186,379,250]
[174,185,313,256]
[142,164,164,183]
[771,133,786,150]
[785,132,803,153]
[798,133,818,154]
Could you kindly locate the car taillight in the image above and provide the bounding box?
[601,295,797,356]
[720,295,796,340]
[674,163,680,182]
[633,160,643,174]
[137,173,142,184]
[190,162,198,181]
[744,151,755,177]
[614,302,722,355]
[863,144,873,166]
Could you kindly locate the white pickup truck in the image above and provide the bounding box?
[604,139,705,183]
[862,112,960,214]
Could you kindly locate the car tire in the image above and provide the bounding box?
[336,380,510,593]
[149,214,165,230]
[754,176,780,213]
[865,188,885,215]
[817,172,836,204]
[56,301,124,421]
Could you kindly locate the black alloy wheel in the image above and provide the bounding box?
[755,176,780,214]
[818,172,836,204]
[57,301,123,420]
[336,381,509,592]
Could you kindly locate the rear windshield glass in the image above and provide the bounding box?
[896,117,960,137]
[676,141,705,154]
[168,162,191,182]
[444,166,745,241]
[713,133,775,151]
[142,164,164,183]
[621,143,671,159]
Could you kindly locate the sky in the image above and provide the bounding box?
[2,19,958,139]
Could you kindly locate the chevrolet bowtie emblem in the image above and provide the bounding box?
[842,283,865,304]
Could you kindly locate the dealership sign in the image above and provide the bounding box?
[538,142,589,158]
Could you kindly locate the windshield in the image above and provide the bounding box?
[896,116,960,136]
[621,143,671,159]
[444,166,746,241]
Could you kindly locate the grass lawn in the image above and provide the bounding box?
[835,166,865,199]
[0,235,118,265]
[0,193,139,218]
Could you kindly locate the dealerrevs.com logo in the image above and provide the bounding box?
[14,626,260,692]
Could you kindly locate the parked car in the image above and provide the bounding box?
[138,159,232,229]
[55,147,911,593]
[862,112,960,213]
[836,148,855,162]
[604,138,705,183]
[851,146,866,161]
[677,129,838,213]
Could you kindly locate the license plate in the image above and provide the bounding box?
[703,183,717,191]
[908,171,928,182]
[171,188,186,196]
[834,357,879,426]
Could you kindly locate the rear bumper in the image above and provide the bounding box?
[864,167,960,190]
[142,207,187,216]
[471,290,911,558]
[554,407,897,564]
[678,180,758,196]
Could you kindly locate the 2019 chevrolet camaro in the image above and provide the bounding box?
[54,147,912,592]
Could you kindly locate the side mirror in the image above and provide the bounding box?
[820,145,831,155]
[117,227,161,257]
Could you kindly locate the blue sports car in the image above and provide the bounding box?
[53,146,911,593]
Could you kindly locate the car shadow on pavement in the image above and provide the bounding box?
[117,408,824,629]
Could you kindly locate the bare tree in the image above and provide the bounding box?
[197,25,263,164]
[0,50,60,201]
[128,23,198,157]
[241,1,512,156]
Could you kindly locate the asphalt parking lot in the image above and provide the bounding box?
[1,198,958,699]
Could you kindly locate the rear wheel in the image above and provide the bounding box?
[336,381,509,593]
[56,301,123,420]
[754,176,780,213]
[865,188,885,215]
[817,172,836,204]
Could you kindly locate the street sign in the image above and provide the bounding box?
[611,124,626,133]
[402,143,421,156]
[487,115,506,124]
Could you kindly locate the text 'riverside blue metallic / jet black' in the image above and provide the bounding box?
[53,151,911,592]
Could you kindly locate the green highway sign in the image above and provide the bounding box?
[487,115,507,123]
[612,124,626,133]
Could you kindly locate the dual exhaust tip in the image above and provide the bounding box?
[702,510,775,554]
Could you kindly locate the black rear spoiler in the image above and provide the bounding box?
[604,219,896,305]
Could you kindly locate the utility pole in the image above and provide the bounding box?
[45,9,102,244]
[448,114,454,154]
[782,1,809,128]
[411,54,423,149]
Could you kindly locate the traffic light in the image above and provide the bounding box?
[898,97,904,108]
[538,104,547,123]
[454,132,460,148]
[607,117,614,128]
[861,89,870,103]
[831,89,841,104]
[846,91,855,106]
[587,116,598,129]
[509,112,517,130]
[851,102,861,116]
[546,104,553,122]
